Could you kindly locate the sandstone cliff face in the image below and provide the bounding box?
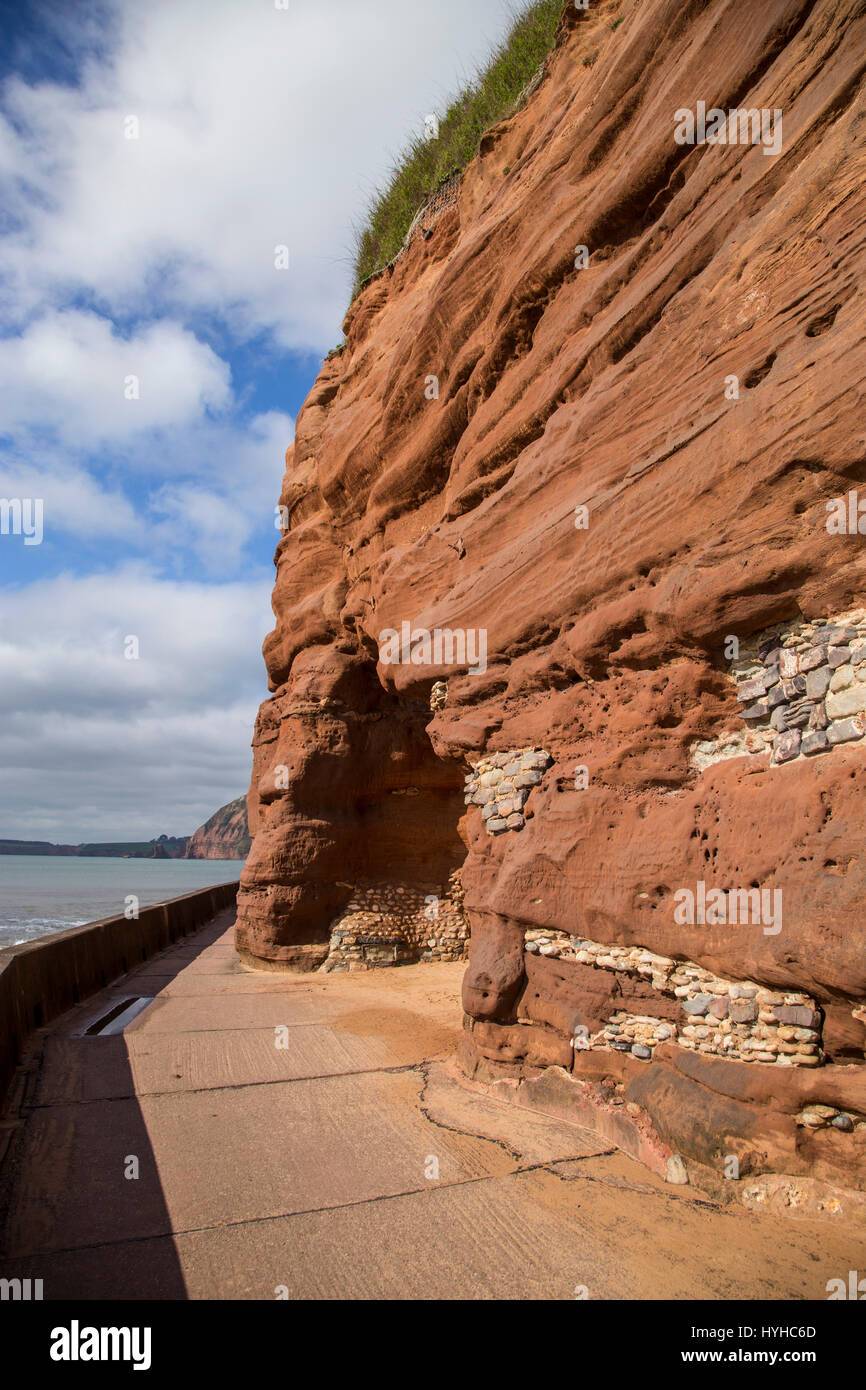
[186,797,251,860]
[238,0,866,1190]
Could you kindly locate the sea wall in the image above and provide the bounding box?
[0,881,239,1105]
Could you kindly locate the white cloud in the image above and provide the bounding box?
[144,409,293,571]
[0,0,527,844]
[0,566,272,841]
[0,449,138,539]
[151,485,259,574]
[0,310,231,445]
[1,0,520,350]
[0,406,291,561]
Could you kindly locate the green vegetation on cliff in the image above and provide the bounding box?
[352,0,562,294]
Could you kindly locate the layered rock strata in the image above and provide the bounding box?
[239,0,866,1191]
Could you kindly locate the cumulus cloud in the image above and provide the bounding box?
[0,408,291,570]
[0,0,518,349]
[143,409,293,572]
[0,0,525,844]
[0,448,138,540]
[0,566,272,841]
[0,310,231,444]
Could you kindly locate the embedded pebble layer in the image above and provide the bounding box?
[429,680,448,712]
[796,1105,865,1133]
[693,608,866,769]
[320,871,468,973]
[464,747,552,834]
[524,928,824,1066]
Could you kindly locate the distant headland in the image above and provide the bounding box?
[0,835,189,859]
[1,795,250,860]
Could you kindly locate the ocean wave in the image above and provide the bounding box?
[0,917,90,947]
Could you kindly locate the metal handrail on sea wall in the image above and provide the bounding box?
[0,880,239,1106]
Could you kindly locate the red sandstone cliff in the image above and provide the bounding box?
[185,797,251,860]
[238,0,866,1192]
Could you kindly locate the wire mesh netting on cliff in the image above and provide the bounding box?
[355,170,463,292]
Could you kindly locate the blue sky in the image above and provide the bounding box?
[0,0,525,842]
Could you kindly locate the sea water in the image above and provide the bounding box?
[0,855,242,949]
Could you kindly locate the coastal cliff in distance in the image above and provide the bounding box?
[185,797,251,860]
[0,836,188,858]
[1,799,249,860]
[238,0,866,1198]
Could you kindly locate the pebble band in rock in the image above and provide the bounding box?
[693,607,866,769]
[464,747,552,834]
[524,929,831,1067]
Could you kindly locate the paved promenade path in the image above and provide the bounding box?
[1,908,862,1299]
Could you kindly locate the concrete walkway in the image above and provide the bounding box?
[1,909,862,1300]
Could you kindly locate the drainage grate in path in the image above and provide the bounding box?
[83,997,155,1036]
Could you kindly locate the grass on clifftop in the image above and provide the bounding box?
[352,0,563,295]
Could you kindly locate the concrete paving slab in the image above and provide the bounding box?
[36,1023,440,1105]
[3,910,866,1302]
[118,991,355,1034]
[4,1068,523,1256]
[115,971,321,996]
[2,1161,859,1301]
